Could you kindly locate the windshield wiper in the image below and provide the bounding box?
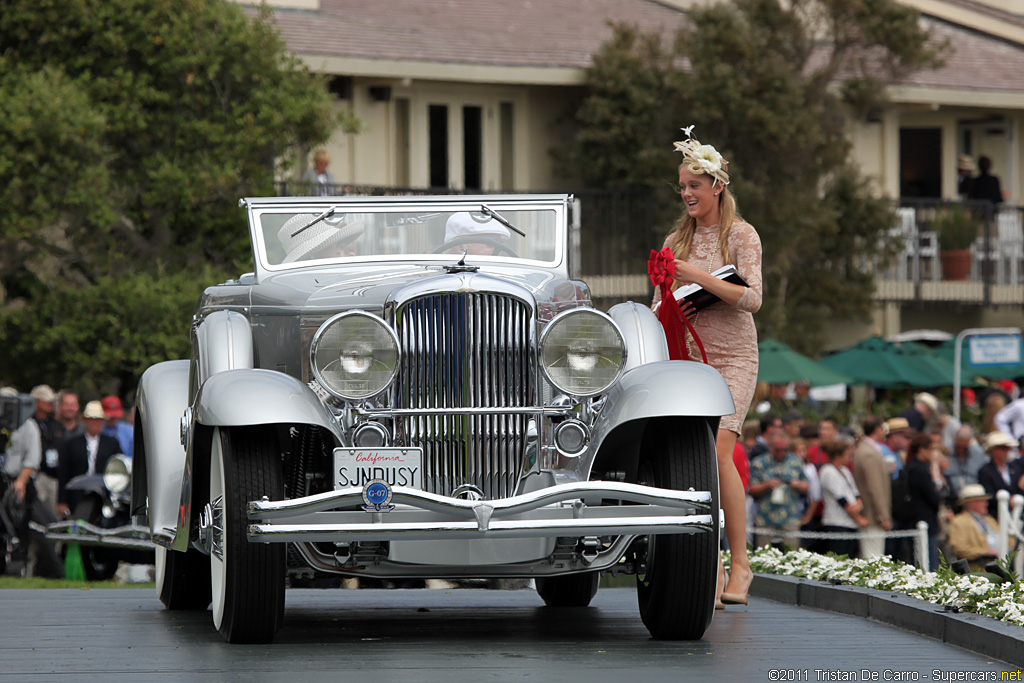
[480,204,525,236]
[291,206,337,238]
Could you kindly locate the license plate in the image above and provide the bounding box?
[333,447,423,490]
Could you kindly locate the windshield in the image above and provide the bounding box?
[253,204,561,269]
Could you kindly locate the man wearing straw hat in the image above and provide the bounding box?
[946,483,1011,570]
[976,430,1024,517]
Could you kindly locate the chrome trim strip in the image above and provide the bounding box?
[355,406,570,417]
[41,520,157,551]
[250,513,713,543]
[248,481,711,519]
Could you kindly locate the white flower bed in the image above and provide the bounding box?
[733,547,1024,627]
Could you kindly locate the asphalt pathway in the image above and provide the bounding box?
[0,587,1017,681]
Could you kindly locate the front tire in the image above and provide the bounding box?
[536,572,600,607]
[156,545,211,610]
[209,426,285,644]
[636,418,719,640]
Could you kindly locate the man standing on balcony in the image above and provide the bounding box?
[304,147,336,197]
[968,156,1004,206]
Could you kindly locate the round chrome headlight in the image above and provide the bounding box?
[311,311,400,400]
[103,454,132,494]
[540,309,626,397]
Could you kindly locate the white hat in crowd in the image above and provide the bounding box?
[29,384,56,403]
[984,430,1017,453]
[914,392,939,412]
[957,483,991,505]
[83,401,105,420]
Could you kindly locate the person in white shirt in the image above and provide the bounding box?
[1,385,63,577]
[994,396,1024,443]
[819,434,868,558]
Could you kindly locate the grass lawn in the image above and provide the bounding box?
[0,576,155,589]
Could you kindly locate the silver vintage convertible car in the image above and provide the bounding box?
[133,194,733,643]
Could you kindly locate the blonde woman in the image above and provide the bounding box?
[653,127,763,605]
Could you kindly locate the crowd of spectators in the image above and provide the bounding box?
[743,386,1023,571]
[1,385,134,578]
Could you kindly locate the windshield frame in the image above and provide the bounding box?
[241,194,571,281]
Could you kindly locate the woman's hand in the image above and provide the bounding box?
[677,299,696,321]
[672,259,704,285]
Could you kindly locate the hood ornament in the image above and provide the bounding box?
[443,248,480,273]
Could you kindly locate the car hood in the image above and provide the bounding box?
[247,263,590,317]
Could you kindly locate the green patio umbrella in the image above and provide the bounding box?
[888,342,958,387]
[757,339,851,387]
[819,335,943,388]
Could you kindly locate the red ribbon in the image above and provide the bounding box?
[647,247,708,363]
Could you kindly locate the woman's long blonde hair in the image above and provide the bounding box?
[665,178,741,274]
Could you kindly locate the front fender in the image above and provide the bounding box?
[134,360,190,539]
[193,368,339,432]
[160,369,344,551]
[589,361,733,479]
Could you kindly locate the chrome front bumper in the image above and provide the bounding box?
[246,481,714,543]
[40,520,157,551]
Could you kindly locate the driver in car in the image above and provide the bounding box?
[442,212,511,255]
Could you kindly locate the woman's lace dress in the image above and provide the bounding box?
[652,220,763,434]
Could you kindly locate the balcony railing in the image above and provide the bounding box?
[271,182,1024,308]
[880,199,1024,306]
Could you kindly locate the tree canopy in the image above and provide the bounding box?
[0,0,339,396]
[567,0,945,353]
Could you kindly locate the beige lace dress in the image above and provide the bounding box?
[652,220,763,434]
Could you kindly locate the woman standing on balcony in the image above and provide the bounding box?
[652,126,763,606]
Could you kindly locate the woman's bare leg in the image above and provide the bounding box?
[717,428,753,598]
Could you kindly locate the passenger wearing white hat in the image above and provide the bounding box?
[277,213,364,264]
[441,212,512,256]
[947,483,1009,570]
[977,430,1024,517]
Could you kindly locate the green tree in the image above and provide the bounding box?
[567,0,944,353]
[0,0,341,393]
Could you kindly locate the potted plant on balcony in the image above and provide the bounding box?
[932,204,978,280]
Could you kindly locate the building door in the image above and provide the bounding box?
[403,92,514,191]
[900,128,942,198]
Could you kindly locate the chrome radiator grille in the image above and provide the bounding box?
[393,292,533,499]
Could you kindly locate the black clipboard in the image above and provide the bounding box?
[672,264,748,312]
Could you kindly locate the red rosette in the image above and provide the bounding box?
[647,247,707,363]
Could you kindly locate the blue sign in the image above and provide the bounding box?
[968,335,1022,366]
[361,479,395,512]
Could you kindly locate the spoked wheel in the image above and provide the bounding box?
[536,572,600,607]
[209,426,285,643]
[156,544,211,610]
[635,418,719,640]
[71,496,119,581]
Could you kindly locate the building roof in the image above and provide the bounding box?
[252,0,1024,97]
[907,16,1024,93]
[261,0,686,71]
